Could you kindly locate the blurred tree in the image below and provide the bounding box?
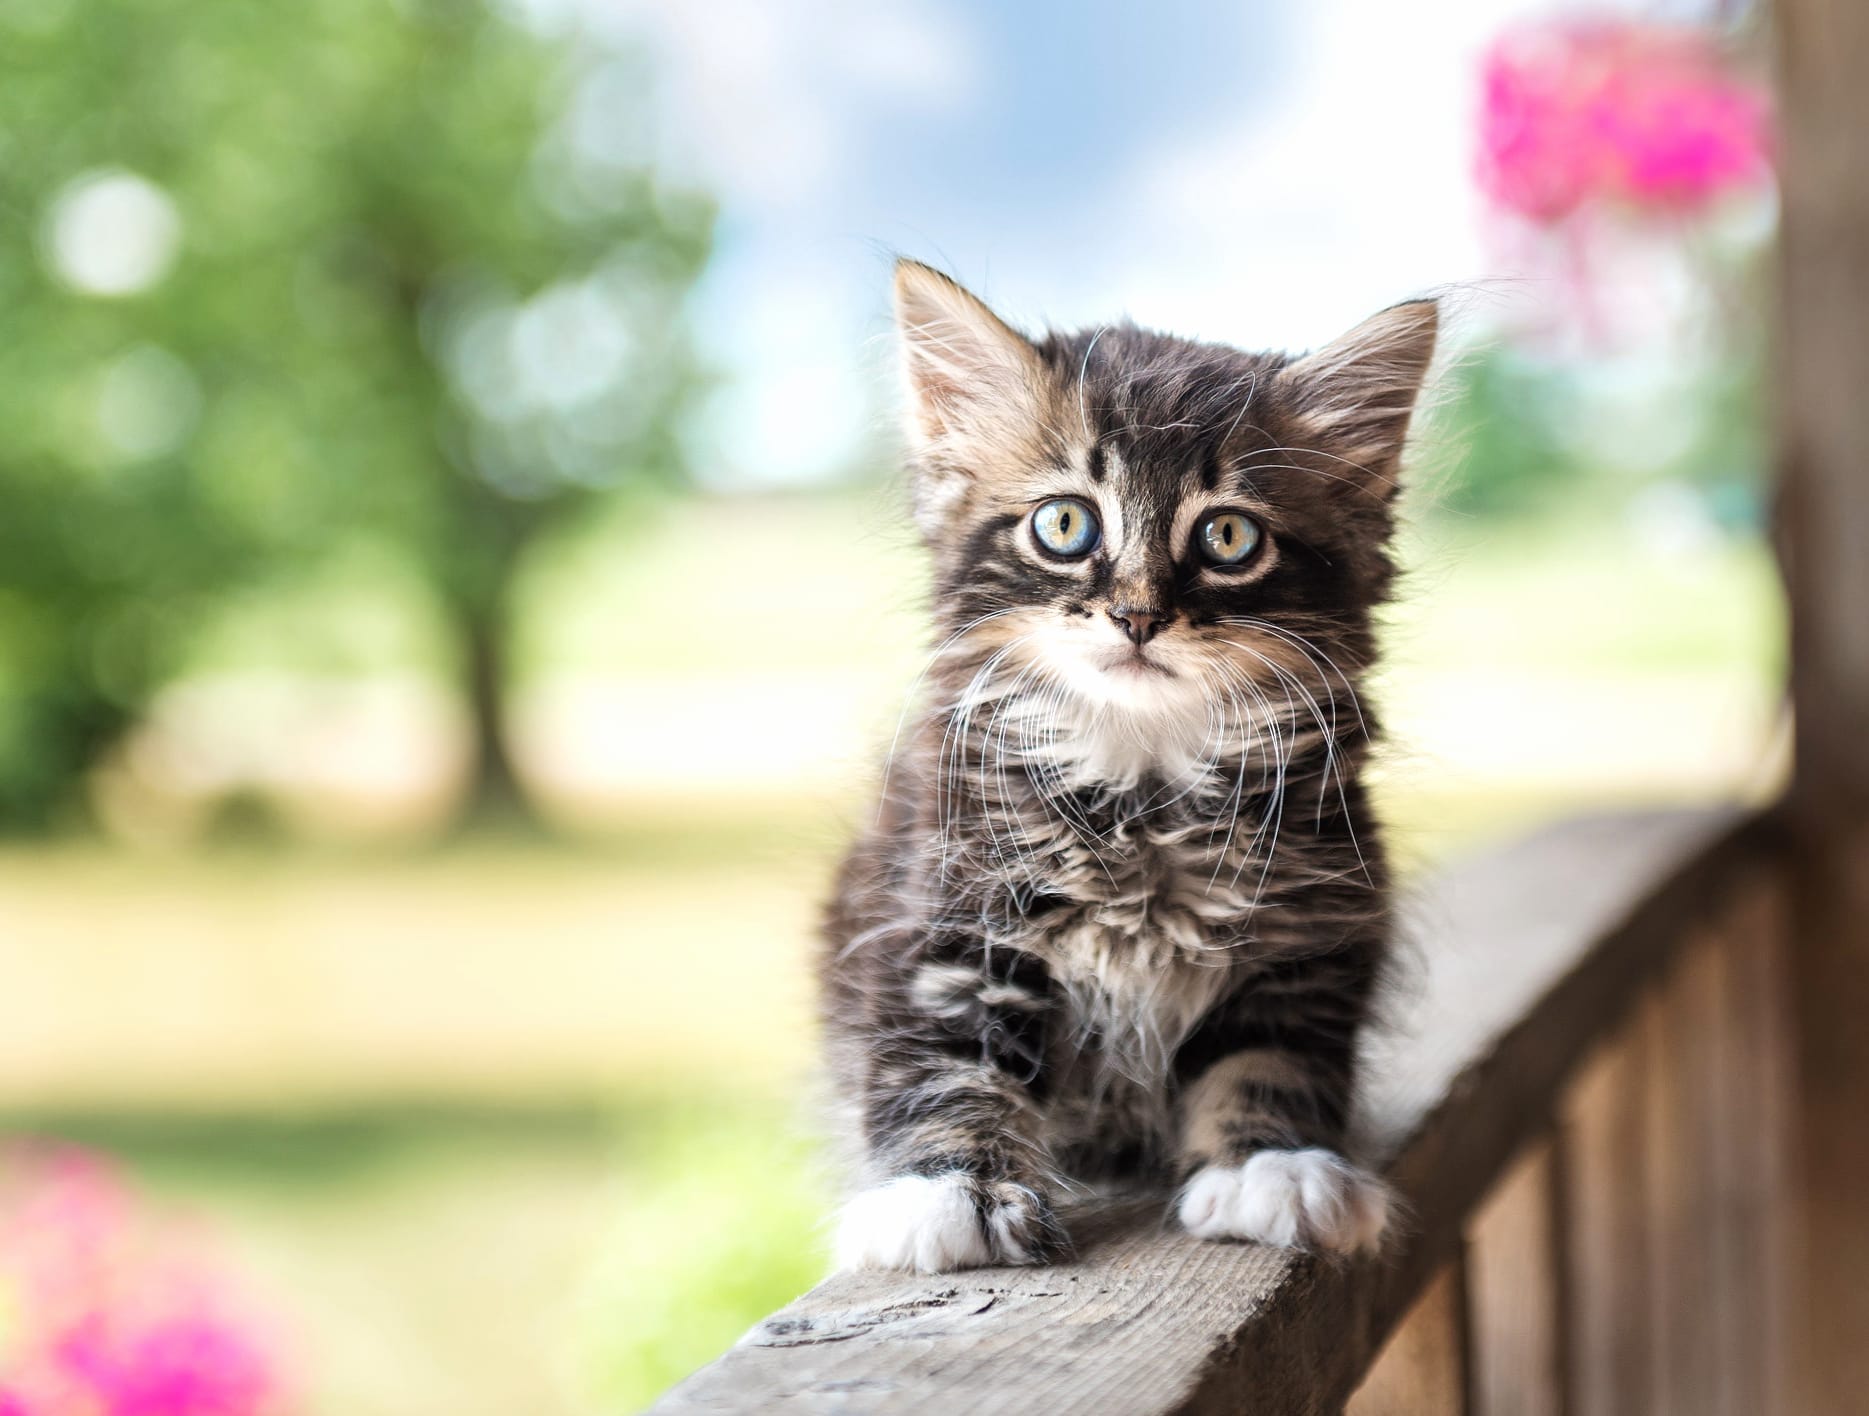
[1432,344,1583,518]
[0,0,712,830]
[1433,330,1769,526]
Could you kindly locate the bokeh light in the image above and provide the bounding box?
[42,172,183,299]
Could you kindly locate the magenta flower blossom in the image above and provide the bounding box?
[1478,19,1772,224]
[0,1144,290,1416]
[56,1313,276,1416]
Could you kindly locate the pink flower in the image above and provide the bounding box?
[0,1144,290,1416]
[1478,18,1772,224]
[58,1312,275,1416]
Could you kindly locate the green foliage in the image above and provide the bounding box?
[1432,334,1769,529]
[569,1099,829,1413]
[1670,346,1769,530]
[0,0,712,828]
[1431,343,1584,517]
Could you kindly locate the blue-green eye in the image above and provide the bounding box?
[1032,498,1100,558]
[1198,511,1262,566]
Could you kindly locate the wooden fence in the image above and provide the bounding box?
[651,807,1795,1414]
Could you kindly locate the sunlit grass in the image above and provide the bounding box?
[1386,512,1783,677]
[568,1098,829,1413]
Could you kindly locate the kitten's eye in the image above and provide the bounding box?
[1031,498,1101,558]
[1198,512,1262,566]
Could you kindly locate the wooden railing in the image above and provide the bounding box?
[649,807,1794,1415]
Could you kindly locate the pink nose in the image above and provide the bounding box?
[1109,606,1170,646]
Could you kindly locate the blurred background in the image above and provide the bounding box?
[0,0,1780,1412]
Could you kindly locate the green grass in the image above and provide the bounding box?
[568,1100,829,1412]
[1386,514,1784,677]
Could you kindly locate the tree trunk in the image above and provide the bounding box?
[458,596,529,832]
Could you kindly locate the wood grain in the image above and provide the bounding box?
[1710,880,1794,1416]
[1348,1257,1470,1416]
[649,809,1759,1416]
[1562,1026,1650,1416]
[1467,1138,1565,1416]
[1642,952,1720,1416]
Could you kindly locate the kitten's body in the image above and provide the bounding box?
[820,265,1436,1273]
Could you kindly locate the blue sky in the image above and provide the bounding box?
[541,0,1559,487]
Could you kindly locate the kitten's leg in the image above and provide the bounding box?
[1171,955,1392,1256]
[833,951,1066,1274]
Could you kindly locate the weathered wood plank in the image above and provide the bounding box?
[1348,1257,1470,1416]
[1642,950,1721,1416]
[1562,1026,1649,1416]
[650,809,1757,1416]
[1709,879,1794,1416]
[1467,1138,1565,1416]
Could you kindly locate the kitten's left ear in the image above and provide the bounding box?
[893,260,1053,536]
[1279,299,1438,498]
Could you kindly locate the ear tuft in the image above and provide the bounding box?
[893,260,1045,448]
[1279,299,1439,497]
[892,261,1052,536]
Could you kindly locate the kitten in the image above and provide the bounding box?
[819,261,1437,1274]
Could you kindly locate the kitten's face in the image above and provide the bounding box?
[893,262,1437,774]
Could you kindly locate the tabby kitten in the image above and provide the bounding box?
[820,261,1437,1273]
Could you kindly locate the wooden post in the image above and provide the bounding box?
[1773,0,1869,1408]
[1709,882,1794,1416]
[1349,1257,1470,1416]
[1467,1137,1568,1416]
[1562,1027,1650,1416]
[1642,951,1722,1416]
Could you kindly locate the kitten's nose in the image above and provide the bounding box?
[1109,605,1171,646]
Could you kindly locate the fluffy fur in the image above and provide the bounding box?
[820,261,1437,1271]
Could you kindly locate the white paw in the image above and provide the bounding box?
[1177,1148,1391,1255]
[832,1173,1059,1273]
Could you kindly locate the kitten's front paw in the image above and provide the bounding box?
[1177,1148,1390,1255]
[833,1173,1065,1273]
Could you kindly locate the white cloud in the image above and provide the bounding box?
[588,0,977,213]
[1094,0,1550,352]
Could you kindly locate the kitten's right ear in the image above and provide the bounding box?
[893,261,1048,532]
[894,261,1044,446]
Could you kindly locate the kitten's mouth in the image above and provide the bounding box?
[1102,649,1174,679]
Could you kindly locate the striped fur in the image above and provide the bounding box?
[821,262,1437,1271]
